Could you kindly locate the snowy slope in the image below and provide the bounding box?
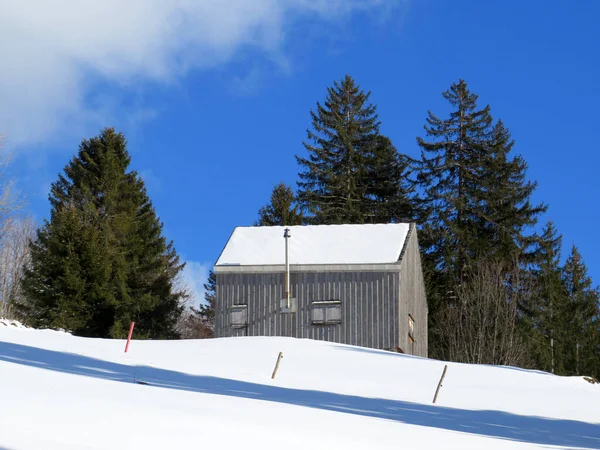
[0,325,598,450]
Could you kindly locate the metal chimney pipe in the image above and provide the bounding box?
[284,228,291,309]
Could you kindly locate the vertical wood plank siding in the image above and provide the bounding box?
[398,228,429,357]
[216,270,403,351]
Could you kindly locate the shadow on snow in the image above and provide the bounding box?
[0,340,598,449]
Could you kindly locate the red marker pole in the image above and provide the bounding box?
[124,321,135,353]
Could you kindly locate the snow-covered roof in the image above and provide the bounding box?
[215,223,410,266]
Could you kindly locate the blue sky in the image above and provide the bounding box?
[2,0,598,303]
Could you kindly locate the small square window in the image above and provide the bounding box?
[311,301,341,325]
[230,304,248,328]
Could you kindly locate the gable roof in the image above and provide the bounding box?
[215,223,410,267]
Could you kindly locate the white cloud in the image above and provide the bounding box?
[0,0,400,147]
[180,260,211,309]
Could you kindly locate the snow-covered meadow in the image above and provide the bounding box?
[0,323,598,449]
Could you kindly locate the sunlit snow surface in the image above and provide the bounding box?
[0,323,598,449]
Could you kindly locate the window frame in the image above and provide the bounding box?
[230,304,248,328]
[311,300,342,326]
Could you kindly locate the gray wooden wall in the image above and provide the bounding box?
[216,270,402,351]
[398,227,428,357]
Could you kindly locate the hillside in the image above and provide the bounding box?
[0,323,598,449]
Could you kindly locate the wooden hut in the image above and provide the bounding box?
[214,223,428,356]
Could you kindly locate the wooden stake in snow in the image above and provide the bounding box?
[124,322,135,353]
[432,365,448,404]
[271,352,284,379]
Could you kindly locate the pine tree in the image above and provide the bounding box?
[255,183,303,226]
[476,121,547,264]
[414,80,494,357]
[415,80,494,285]
[414,80,545,358]
[562,245,600,378]
[199,269,216,324]
[364,136,414,223]
[522,222,569,374]
[22,128,185,338]
[296,75,412,225]
[296,75,378,224]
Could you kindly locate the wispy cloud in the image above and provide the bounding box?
[0,0,401,148]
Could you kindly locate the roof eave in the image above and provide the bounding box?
[214,261,403,274]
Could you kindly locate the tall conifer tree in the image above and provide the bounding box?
[414,80,545,357]
[365,136,414,223]
[522,222,568,374]
[476,121,547,263]
[562,245,600,377]
[22,128,185,338]
[296,75,412,224]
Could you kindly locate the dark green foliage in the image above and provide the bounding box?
[22,128,185,338]
[365,136,414,223]
[562,246,600,378]
[521,222,568,374]
[199,269,216,324]
[476,121,547,264]
[413,80,546,358]
[255,183,303,226]
[296,75,412,224]
[296,75,376,224]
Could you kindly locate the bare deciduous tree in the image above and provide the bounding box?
[172,270,214,339]
[437,259,531,367]
[0,134,30,320]
[0,141,25,239]
[0,216,35,319]
[177,309,214,339]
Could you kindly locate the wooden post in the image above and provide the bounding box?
[124,321,135,353]
[432,365,448,404]
[271,352,284,379]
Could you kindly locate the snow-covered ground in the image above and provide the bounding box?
[0,324,598,449]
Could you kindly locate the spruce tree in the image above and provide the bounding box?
[22,128,185,338]
[255,183,303,226]
[562,245,600,377]
[199,269,216,325]
[364,136,414,223]
[414,80,545,358]
[415,80,494,285]
[522,222,568,374]
[414,80,494,357]
[297,75,412,225]
[476,121,547,264]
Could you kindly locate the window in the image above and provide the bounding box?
[230,304,248,328]
[311,301,341,325]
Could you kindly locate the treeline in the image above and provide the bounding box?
[0,76,597,379]
[233,75,597,377]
